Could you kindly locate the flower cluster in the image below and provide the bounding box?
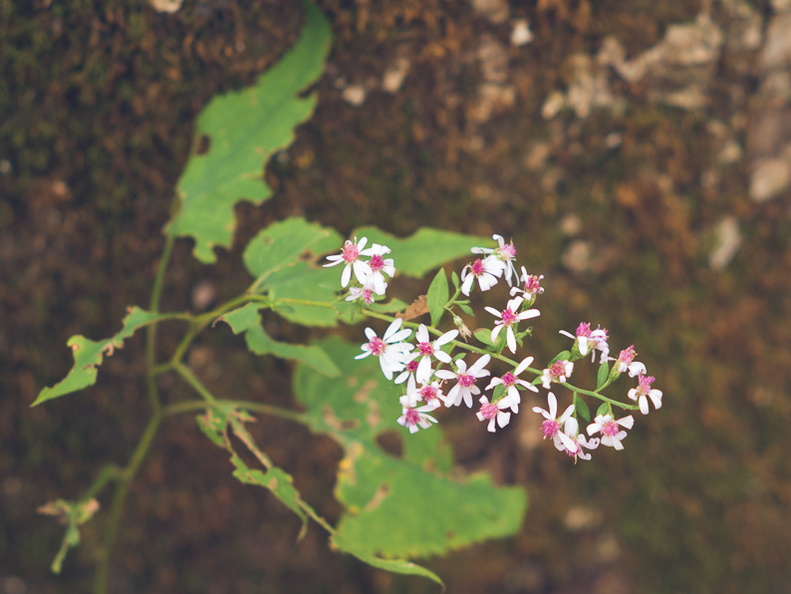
[326,233,663,463]
[323,237,395,305]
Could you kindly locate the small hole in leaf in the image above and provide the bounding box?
[375,430,404,458]
[196,134,211,155]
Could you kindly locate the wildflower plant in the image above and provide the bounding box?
[32,1,663,591]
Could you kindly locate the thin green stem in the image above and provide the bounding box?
[93,411,162,594]
[162,398,308,424]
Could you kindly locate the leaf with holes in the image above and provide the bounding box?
[167,1,332,263]
[293,336,527,559]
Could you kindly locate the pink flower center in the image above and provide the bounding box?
[403,408,420,426]
[405,360,419,373]
[638,375,655,393]
[420,385,440,401]
[498,243,516,260]
[479,402,499,420]
[601,420,619,436]
[501,372,517,387]
[541,419,560,438]
[470,259,485,276]
[369,254,384,272]
[576,322,591,338]
[367,337,385,356]
[618,345,636,366]
[418,342,434,356]
[500,308,518,325]
[524,275,543,295]
[458,373,476,387]
[342,242,359,263]
[549,361,567,379]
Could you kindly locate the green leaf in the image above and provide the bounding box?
[550,350,573,364]
[473,328,495,347]
[426,268,449,326]
[458,302,474,317]
[596,361,610,389]
[195,404,443,583]
[167,1,332,263]
[293,336,527,560]
[220,302,341,376]
[352,226,488,278]
[574,393,591,422]
[33,307,173,406]
[242,217,344,327]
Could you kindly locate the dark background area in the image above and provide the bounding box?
[3,0,791,592]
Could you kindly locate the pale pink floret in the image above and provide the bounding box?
[485,296,540,354]
[628,375,663,415]
[532,391,575,440]
[476,394,514,432]
[324,237,373,288]
[397,397,441,433]
[355,318,414,380]
[586,414,634,450]
[460,257,502,296]
[435,354,491,408]
[413,324,458,384]
[486,356,538,413]
[540,359,574,389]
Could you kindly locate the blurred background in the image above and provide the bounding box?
[3,0,791,592]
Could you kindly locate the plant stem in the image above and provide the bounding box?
[92,411,163,594]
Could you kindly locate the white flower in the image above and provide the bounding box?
[413,324,458,384]
[397,398,441,433]
[627,375,663,415]
[472,234,518,285]
[324,237,373,288]
[475,394,514,433]
[404,381,446,408]
[613,345,645,377]
[540,359,574,389]
[460,257,502,296]
[355,318,414,380]
[559,322,609,363]
[532,391,575,439]
[435,354,491,408]
[554,416,600,462]
[485,356,538,413]
[586,414,634,450]
[360,243,395,295]
[485,296,540,354]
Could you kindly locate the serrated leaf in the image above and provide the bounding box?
[33,307,172,406]
[220,302,340,376]
[167,1,332,263]
[426,268,449,326]
[596,361,610,389]
[352,226,488,278]
[293,336,527,560]
[574,393,591,422]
